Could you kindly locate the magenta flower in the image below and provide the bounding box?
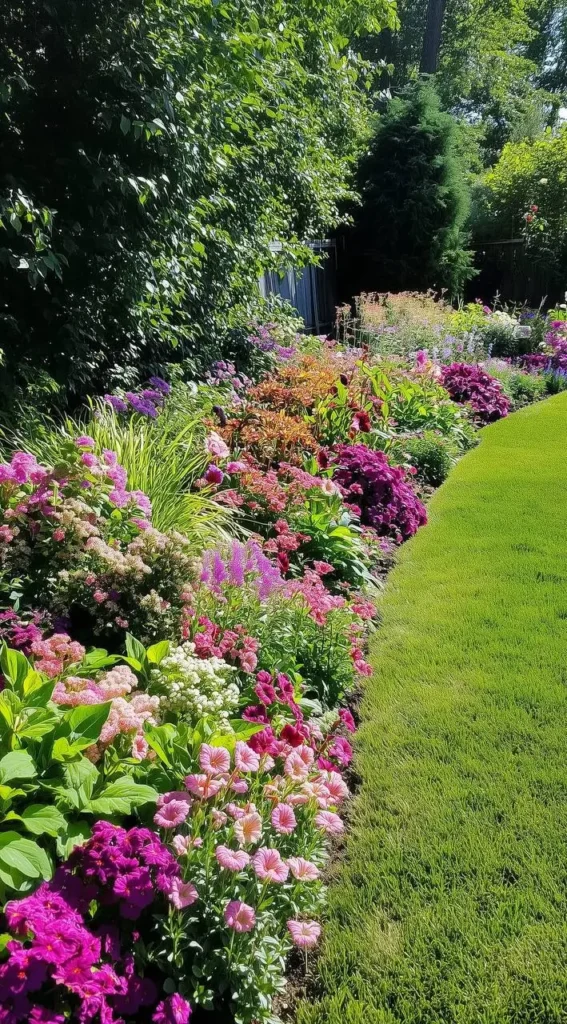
[271,803,297,835]
[199,743,231,776]
[75,435,95,449]
[152,993,192,1024]
[329,736,353,766]
[168,879,198,909]
[287,857,320,882]
[224,900,256,933]
[205,465,224,485]
[252,847,289,883]
[287,919,321,948]
[339,707,356,733]
[215,845,250,871]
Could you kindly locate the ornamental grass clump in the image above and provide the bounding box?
[440,363,510,423]
[331,444,427,542]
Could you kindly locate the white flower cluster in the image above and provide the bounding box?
[153,641,239,727]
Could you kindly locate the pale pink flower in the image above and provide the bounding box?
[168,879,198,909]
[287,920,321,948]
[172,834,192,856]
[314,810,344,835]
[295,745,314,768]
[231,778,248,795]
[271,804,297,835]
[287,857,320,882]
[234,812,263,847]
[235,741,260,773]
[260,754,275,772]
[252,847,289,883]
[206,431,230,459]
[302,781,331,808]
[211,809,228,830]
[184,774,224,799]
[286,791,310,807]
[239,651,257,673]
[215,845,250,872]
[225,802,245,820]
[224,900,256,933]
[319,770,349,804]
[131,734,149,761]
[199,744,231,776]
[284,752,310,783]
[154,800,190,829]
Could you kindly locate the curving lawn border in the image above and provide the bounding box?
[297,393,567,1024]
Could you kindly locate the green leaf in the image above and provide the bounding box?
[52,702,111,758]
[125,634,147,668]
[144,722,175,766]
[0,832,52,887]
[0,646,30,690]
[16,707,59,740]
[146,640,170,664]
[62,757,98,806]
[87,777,157,815]
[56,820,91,859]
[18,804,67,837]
[0,750,37,783]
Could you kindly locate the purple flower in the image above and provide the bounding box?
[149,376,171,395]
[104,394,128,414]
[75,435,95,449]
[29,1010,65,1024]
[153,993,192,1024]
[332,444,427,540]
[125,392,158,418]
[131,490,152,516]
[440,363,510,423]
[204,465,224,485]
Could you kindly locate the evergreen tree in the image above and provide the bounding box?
[351,82,475,297]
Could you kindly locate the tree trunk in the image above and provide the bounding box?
[420,0,447,74]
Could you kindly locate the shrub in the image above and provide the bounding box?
[391,432,457,487]
[331,444,427,542]
[440,363,511,422]
[490,368,547,408]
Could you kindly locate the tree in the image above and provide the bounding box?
[0,0,397,410]
[420,0,447,74]
[350,82,475,297]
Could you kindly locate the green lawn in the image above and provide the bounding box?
[297,393,567,1024]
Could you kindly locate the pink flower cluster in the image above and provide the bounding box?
[191,617,259,673]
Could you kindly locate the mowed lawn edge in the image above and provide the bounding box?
[297,392,567,1024]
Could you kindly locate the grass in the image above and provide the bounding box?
[297,392,567,1024]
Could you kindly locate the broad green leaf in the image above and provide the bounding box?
[61,757,98,806]
[16,707,59,740]
[144,722,175,766]
[125,633,147,665]
[18,804,67,836]
[0,646,30,690]
[0,832,52,886]
[52,702,111,758]
[0,750,37,783]
[146,640,170,664]
[0,692,19,728]
[56,820,91,859]
[87,777,157,815]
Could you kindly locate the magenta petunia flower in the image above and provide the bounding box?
[152,992,192,1024]
[224,900,256,933]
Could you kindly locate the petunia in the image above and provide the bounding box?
[235,741,260,773]
[224,900,256,933]
[271,803,297,835]
[284,752,310,783]
[168,879,198,910]
[152,993,192,1024]
[234,812,263,847]
[154,800,190,830]
[287,919,321,948]
[314,810,344,835]
[215,845,250,872]
[287,857,320,882]
[199,743,231,776]
[184,774,224,799]
[252,847,289,883]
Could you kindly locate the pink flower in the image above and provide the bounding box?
[287,857,320,882]
[231,778,248,795]
[287,920,321,948]
[168,879,199,910]
[284,752,310,783]
[319,771,349,804]
[131,734,149,760]
[239,650,258,673]
[215,845,250,871]
[206,432,230,459]
[211,809,228,830]
[172,834,192,856]
[271,804,297,835]
[252,847,289,883]
[52,528,66,542]
[227,461,247,473]
[329,736,353,766]
[314,810,344,835]
[154,800,190,829]
[205,465,224,485]
[235,741,260,773]
[184,774,224,799]
[224,900,256,933]
[199,744,231,776]
[339,708,356,733]
[234,812,263,847]
[313,560,334,575]
[93,590,108,604]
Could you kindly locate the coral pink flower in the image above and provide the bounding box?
[286,791,310,807]
[252,847,289,883]
[234,812,263,847]
[172,835,192,856]
[295,744,314,768]
[284,752,310,783]
[239,651,258,673]
[154,800,190,829]
[235,741,260,773]
[215,845,250,872]
[168,879,198,909]
[302,781,331,808]
[287,920,321,948]
[287,857,320,882]
[271,804,297,835]
[313,560,334,575]
[184,774,224,799]
[199,744,231,776]
[224,900,256,933]
[314,810,344,835]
